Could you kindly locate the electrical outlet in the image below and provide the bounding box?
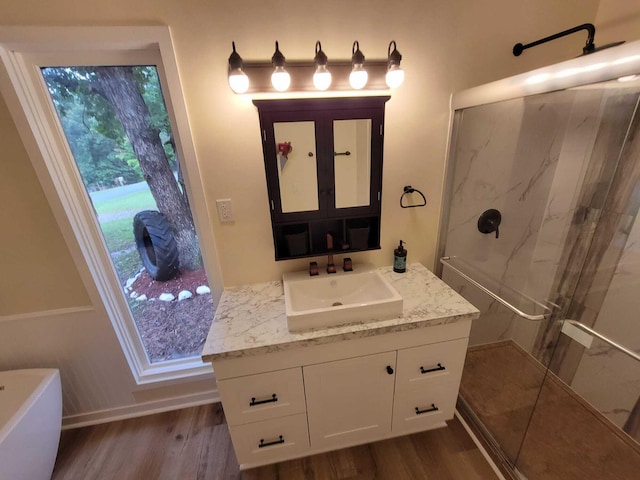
[216,198,234,223]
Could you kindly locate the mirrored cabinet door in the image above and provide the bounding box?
[274,121,319,213]
[334,119,372,209]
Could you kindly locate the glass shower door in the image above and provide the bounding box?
[515,82,640,479]
[440,80,640,471]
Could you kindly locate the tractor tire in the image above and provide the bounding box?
[133,210,180,281]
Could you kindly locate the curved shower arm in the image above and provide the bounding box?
[513,23,596,57]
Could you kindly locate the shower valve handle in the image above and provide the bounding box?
[478,209,502,239]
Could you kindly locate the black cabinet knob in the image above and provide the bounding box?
[386,365,394,375]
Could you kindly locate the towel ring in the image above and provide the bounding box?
[400,186,427,208]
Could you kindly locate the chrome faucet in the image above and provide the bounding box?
[326,233,336,274]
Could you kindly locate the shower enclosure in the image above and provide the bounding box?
[438,40,640,479]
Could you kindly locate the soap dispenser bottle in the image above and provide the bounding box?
[393,240,407,273]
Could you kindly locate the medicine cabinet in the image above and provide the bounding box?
[254,96,389,260]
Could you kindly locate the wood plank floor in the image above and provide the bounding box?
[52,403,499,480]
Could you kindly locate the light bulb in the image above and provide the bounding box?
[349,65,368,89]
[270,41,290,92]
[349,41,368,90]
[228,68,249,94]
[385,41,404,89]
[227,42,249,94]
[271,66,291,92]
[312,41,332,91]
[385,65,405,88]
[313,65,332,90]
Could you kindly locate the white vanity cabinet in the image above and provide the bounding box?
[212,319,472,470]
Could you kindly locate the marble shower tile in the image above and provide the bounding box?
[571,344,640,430]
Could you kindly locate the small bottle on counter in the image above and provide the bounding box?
[393,240,407,273]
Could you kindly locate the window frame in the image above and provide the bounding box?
[0,26,223,385]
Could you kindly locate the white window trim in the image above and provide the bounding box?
[0,26,224,385]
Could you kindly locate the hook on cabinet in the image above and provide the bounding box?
[400,186,427,208]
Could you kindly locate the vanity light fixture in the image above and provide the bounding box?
[271,41,291,92]
[226,41,404,94]
[227,42,249,94]
[313,41,332,91]
[349,41,368,90]
[385,41,405,88]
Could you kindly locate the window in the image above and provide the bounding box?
[0,27,223,384]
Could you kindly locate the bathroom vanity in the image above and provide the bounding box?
[201,263,479,469]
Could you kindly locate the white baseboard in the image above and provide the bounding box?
[62,389,221,430]
[455,409,507,480]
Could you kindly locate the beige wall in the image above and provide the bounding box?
[0,92,90,315]
[0,0,613,418]
[596,0,640,44]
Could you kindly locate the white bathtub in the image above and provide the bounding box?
[0,369,62,480]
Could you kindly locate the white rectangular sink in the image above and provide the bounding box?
[283,263,403,332]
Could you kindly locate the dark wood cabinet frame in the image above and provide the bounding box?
[254,96,390,260]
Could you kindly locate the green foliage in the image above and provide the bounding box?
[41,65,177,190]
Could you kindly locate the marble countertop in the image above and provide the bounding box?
[201,263,479,361]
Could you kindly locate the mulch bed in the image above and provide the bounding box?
[128,267,217,363]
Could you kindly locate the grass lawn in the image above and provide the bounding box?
[100,217,136,252]
[92,186,157,283]
[93,189,156,215]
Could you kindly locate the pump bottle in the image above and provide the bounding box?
[393,240,407,273]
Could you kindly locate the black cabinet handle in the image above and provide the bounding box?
[420,363,445,374]
[249,393,278,407]
[386,365,394,375]
[259,435,284,448]
[415,404,439,415]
